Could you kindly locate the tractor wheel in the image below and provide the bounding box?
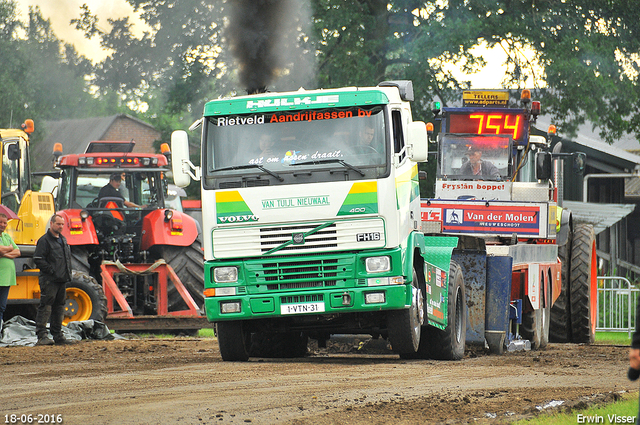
[70,246,91,275]
[217,321,250,361]
[249,331,309,358]
[63,271,108,325]
[570,224,597,344]
[155,237,205,311]
[549,232,572,343]
[387,270,423,356]
[426,260,466,360]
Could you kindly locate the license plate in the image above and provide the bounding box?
[280,302,325,315]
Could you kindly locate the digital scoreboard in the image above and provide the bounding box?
[447,111,527,143]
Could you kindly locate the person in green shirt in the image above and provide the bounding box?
[0,212,20,331]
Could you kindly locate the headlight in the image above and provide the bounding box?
[214,267,238,283]
[365,256,391,273]
[220,301,241,313]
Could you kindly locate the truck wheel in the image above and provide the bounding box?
[217,321,250,361]
[155,238,205,311]
[570,224,597,344]
[426,260,466,360]
[387,271,423,355]
[63,271,108,325]
[249,332,308,358]
[550,233,572,342]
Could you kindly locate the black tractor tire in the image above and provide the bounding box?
[70,246,91,275]
[217,321,250,361]
[570,224,597,344]
[154,237,205,311]
[63,271,108,325]
[549,232,572,343]
[387,270,423,356]
[426,260,466,360]
[521,272,551,350]
[249,331,309,358]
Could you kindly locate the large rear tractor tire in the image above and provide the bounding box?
[70,246,91,275]
[155,238,205,312]
[63,271,108,325]
[217,321,250,361]
[550,232,572,343]
[387,271,423,356]
[426,260,466,360]
[570,224,597,344]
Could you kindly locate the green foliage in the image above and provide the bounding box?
[3,0,640,154]
[0,1,110,128]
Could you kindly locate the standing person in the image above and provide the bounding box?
[33,213,76,345]
[0,212,20,331]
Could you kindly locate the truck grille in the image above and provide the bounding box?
[281,294,323,304]
[245,254,355,291]
[260,224,337,253]
[213,218,385,258]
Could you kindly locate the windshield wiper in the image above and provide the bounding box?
[213,164,284,181]
[290,159,365,177]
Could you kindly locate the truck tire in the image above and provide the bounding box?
[249,331,308,358]
[63,271,108,325]
[217,321,250,361]
[549,233,572,343]
[387,271,423,355]
[426,260,466,360]
[570,224,597,344]
[155,238,205,311]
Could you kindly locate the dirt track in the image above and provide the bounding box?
[0,336,635,425]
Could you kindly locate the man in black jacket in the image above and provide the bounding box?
[33,213,75,345]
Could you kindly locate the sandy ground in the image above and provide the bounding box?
[0,335,636,425]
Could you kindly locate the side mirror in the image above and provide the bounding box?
[535,151,552,181]
[407,121,428,162]
[7,143,20,161]
[573,152,586,174]
[171,131,192,188]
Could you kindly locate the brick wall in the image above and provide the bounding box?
[100,116,161,153]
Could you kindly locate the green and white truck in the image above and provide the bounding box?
[171,81,467,361]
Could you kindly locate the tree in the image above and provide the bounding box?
[71,0,640,144]
[0,1,107,130]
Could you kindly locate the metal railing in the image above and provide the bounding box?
[596,276,637,337]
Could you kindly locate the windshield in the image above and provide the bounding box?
[203,105,387,188]
[438,134,512,181]
[58,170,166,210]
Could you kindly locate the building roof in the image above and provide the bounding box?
[536,116,640,174]
[563,200,636,235]
[31,114,158,171]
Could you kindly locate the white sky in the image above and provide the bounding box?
[14,0,518,89]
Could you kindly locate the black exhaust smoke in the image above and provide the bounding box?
[227,0,304,94]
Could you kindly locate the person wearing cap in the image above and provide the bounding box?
[98,173,141,208]
[460,147,500,179]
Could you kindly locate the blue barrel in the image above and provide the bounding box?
[485,255,513,354]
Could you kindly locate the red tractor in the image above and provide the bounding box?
[50,141,204,331]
